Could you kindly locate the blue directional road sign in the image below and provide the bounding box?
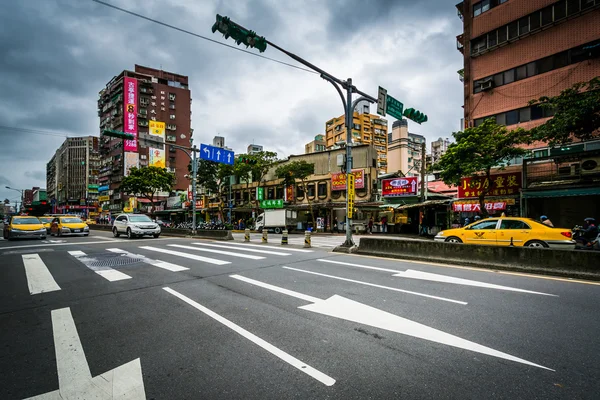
[199,143,235,165]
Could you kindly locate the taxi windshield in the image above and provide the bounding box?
[13,217,41,225]
[61,217,83,223]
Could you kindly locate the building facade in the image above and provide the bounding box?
[325,113,388,174]
[456,0,600,225]
[387,119,427,177]
[97,65,192,212]
[305,134,326,154]
[431,137,451,163]
[247,144,264,154]
[46,136,100,209]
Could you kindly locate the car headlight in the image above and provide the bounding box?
[437,231,445,236]
[84,226,89,230]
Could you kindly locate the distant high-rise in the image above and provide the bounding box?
[247,144,263,155]
[431,137,451,163]
[97,65,192,211]
[387,119,426,177]
[305,135,327,154]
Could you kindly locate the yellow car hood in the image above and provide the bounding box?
[62,223,87,229]
[12,224,44,231]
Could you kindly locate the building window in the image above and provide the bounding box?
[169,93,176,101]
[519,16,530,35]
[170,114,176,120]
[167,124,176,130]
[167,135,176,142]
[533,149,549,158]
[307,183,316,198]
[507,21,518,40]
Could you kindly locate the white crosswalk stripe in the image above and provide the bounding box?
[22,253,61,295]
[106,248,189,272]
[68,250,132,281]
[139,246,231,265]
[168,244,265,260]
[191,242,291,256]
[215,241,313,253]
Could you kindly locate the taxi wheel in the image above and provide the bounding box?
[445,236,463,244]
[525,240,548,248]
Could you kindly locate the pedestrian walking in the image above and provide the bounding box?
[368,217,374,234]
[381,215,388,233]
[333,216,339,233]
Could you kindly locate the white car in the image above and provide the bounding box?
[112,214,161,239]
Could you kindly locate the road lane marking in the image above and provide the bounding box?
[68,250,132,281]
[163,287,335,386]
[0,236,176,251]
[230,275,553,371]
[350,253,600,286]
[168,244,265,260]
[22,254,61,295]
[25,307,145,399]
[217,241,313,253]
[319,259,557,296]
[106,248,189,272]
[139,246,230,265]
[230,274,321,303]
[192,242,291,256]
[282,267,467,305]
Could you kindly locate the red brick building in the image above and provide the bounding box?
[98,65,192,213]
[455,0,600,226]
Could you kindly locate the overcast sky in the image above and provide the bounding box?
[0,0,463,203]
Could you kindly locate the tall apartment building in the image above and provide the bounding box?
[387,120,427,178]
[456,0,600,225]
[325,113,388,174]
[97,65,191,210]
[431,137,451,163]
[305,134,327,154]
[46,136,100,206]
[213,136,233,151]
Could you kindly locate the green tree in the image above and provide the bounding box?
[195,160,220,195]
[434,119,528,217]
[528,77,600,146]
[276,160,315,228]
[250,151,278,209]
[120,166,175,213]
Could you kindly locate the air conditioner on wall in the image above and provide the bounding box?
[479,77,493,91]
[580,157,600,175]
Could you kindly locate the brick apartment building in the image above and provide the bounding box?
[456,0,600,227]
[97,65,192,213]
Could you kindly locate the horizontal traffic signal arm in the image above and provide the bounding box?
[212,14,267,53]
[102,130,134,140]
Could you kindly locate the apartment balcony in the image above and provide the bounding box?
[456,34,464,54]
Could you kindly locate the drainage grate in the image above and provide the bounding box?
[87,253,145,268]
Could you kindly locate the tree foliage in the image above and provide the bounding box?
[195,160,220,194]
[119,166,175,211]
[250,151,278,184]
[528,77,600,146]
[276,160,315,227]
[434,119,528,217]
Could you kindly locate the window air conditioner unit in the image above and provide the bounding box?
[581,157,600,175]
[479,77,493,91]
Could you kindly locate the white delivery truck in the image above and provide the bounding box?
[254,209,298,234]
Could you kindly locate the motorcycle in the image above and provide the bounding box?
[572,225,600,250]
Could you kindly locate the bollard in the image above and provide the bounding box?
[244,228,250,242]
[281,229,288,245]
[304,230,311,248]
[262,228,268,243]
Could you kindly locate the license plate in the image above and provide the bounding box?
[73,230,81,233]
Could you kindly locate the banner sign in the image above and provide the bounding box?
[98,195,110,202]
[382,177,418,197]
[331,169,364,191]
[285,185,294,201]
[149,147,166,168]
[149,120,165,140]
[98,185,109,192]
[347,174,355,218]
[458,172,521,199]
[260,199,284,209]
[123,77,138,152]
[124,152,139,176]
[453,201,507,212]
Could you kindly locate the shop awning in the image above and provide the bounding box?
[395,199,451,210]
[522,187,600,198]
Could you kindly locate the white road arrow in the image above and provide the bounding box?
[227,153,232,163]
[318,259,556,296]
[216,150,221,160]
[26,308,146,399]
[202,147,210,157]
[230,274,553,371]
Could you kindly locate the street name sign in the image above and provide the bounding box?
[386,95,404,120]
[199,143,235,165]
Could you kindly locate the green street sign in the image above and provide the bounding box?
[257,187,264,201]
[260,199,284,209]
[386,95,404,120]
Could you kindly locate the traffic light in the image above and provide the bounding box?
[402,108,428,124]
[102,130,135,140]
[238,156,257,165]
[211,14,268,53]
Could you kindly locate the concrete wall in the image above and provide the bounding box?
[356,238,600,280]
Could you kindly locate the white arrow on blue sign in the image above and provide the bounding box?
[199,143,234,165]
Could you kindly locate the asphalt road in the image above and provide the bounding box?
[1,229,599,399]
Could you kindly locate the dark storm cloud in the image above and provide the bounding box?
[0,0,463,202]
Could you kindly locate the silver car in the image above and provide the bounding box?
[112,214,161,239]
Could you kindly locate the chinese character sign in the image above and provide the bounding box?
[149,120,165,140]
[260,199,284,209]
[123,77,138,152]
[453,201,506,212]
[285,185,294,201]
[331,170,365,191]
[382,177,418,197]
[458,172,521,198]
[149,147,165,168]
[124,152,139,176]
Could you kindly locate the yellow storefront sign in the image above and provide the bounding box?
[98,195,110,202]
[347,173,355,219]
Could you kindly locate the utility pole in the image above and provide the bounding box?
[191,146,198,235]
[420,141,427,203]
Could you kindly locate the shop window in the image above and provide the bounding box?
[267,187,275,200]
[276,187,284,199]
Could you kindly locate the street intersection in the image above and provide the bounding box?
[1,229,599,399]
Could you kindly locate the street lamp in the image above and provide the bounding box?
[5,186,24,211]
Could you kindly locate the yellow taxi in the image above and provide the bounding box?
[434,217,575,250]
[2,216,47,240]
[50,216,90,237]
[38,216,54,233]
